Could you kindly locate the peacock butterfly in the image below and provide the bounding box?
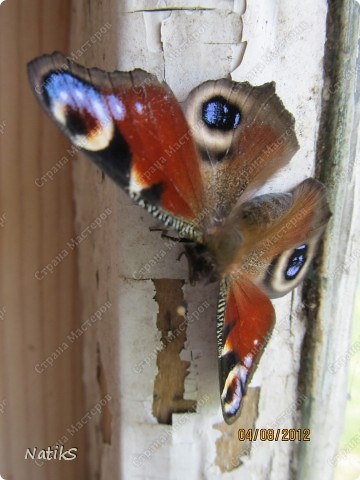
[27,52,330,424]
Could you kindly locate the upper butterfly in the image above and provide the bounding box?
[28,52,330,424]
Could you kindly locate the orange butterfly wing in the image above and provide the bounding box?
[217,277,275,424]
[27,52,205,238]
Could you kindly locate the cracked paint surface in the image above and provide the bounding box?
[138,2,246,98]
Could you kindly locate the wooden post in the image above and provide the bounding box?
[297,1,360,478]
[0,1,86,479]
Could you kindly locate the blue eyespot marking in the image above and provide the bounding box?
[285,244,308,280]
[43,72,111,134]
[202,96,241,131]
[107,93,126,121]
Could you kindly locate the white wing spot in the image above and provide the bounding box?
[243,354,253,369]
[135,101,144,114]
[129,170,146,194]
[59,90,69,102]
[74,89,85,100]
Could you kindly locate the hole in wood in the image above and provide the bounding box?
[152,279,197,425]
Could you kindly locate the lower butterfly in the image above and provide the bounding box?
[27,52,330,424]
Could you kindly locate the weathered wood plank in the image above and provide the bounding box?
[0,1,86,479]
[297,1,360,478]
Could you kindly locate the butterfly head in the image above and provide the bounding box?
[183,243,219,285]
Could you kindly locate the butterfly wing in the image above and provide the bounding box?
[28,53,329,425]
[185,79,299,222]
[28,53,300,237]
[217,178,330,423]
[217,276,275,424]
[228,178,331,297]
[27,52,205,240]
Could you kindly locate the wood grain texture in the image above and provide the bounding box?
[297,1,360,478]
[0,1,86,479]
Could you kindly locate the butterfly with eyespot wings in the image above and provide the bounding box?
[27,52,330,424]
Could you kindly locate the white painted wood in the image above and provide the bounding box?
[70,1,358,479]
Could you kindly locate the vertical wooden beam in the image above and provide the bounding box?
[0,1,86,479]
[298,1,360,478]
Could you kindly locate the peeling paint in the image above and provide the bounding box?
[152,279,197,424]
[143,11,169,53]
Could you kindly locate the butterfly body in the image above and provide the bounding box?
[28,52,330,424]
